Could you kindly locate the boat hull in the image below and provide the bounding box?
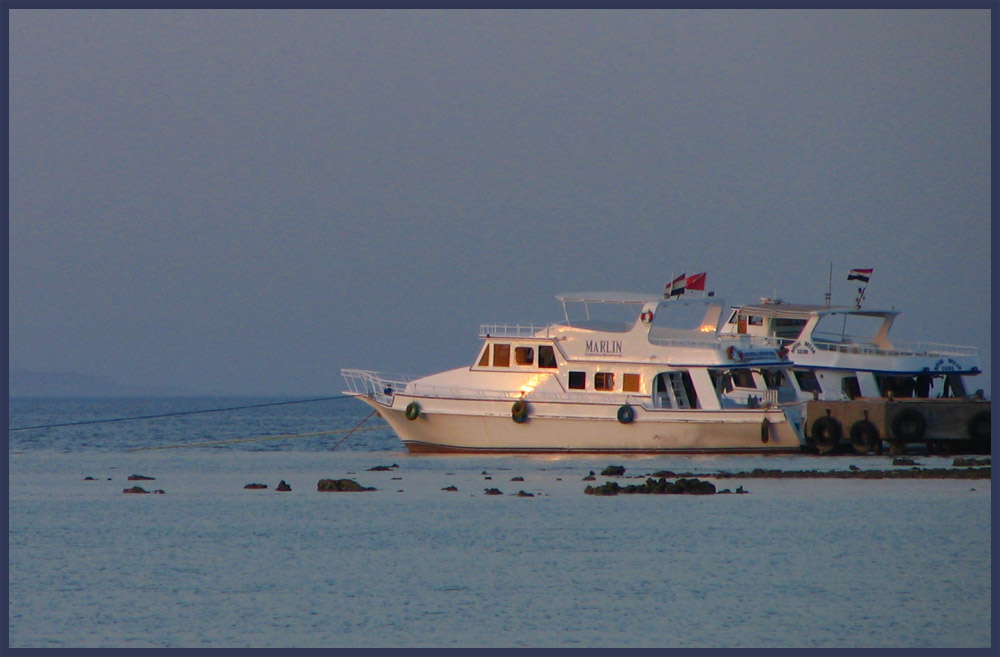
[354,394,803,454]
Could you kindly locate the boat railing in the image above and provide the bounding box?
[479,323,552,338]
[764,333,978,358]
[341,369,419,405]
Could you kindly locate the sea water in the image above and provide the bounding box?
[7,397,993,648]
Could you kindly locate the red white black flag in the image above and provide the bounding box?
[668,273,686,297]
[847,268,873,283]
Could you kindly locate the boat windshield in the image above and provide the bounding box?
[812,313,887,345]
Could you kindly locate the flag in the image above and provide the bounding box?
[847,268,873,283]
[668,273,686,297]
[686,272,706,291]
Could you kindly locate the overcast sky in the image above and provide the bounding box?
[8,9,993,396]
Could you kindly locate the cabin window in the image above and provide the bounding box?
[594,373,615,391]
[478,346,490,367]
[709,369,733,393]
[731,369,756,389]
[773,318,807,340]
[842,377,861,400]
[568,371,586,390]
[493,344,511,367]
[762,369,784,389]
[794,369,821,393]
[748,315,764,326]
[623,373,640,392]
[727,310,739,324]
[538,345,557,368]
[514,346,534,366]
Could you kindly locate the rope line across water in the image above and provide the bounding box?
[9,394,359,432]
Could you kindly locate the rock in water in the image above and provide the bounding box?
[316,479,374,492]
[276,480,292,492]
[601,465,626,476]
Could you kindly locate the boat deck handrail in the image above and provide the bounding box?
[479,323,552,338]
[767,334,978,358]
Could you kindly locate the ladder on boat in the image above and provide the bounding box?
[669,372,691,409]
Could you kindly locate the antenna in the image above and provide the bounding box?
[825,262,832,307]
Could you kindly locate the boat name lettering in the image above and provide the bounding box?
[792,341,816,355]
[586,340,623,356]
[933,358,961,372]
[740,349,778,362]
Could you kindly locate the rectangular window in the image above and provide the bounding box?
[731,369,755,388]
[478,345,490,367]
[493,344,510,367]
[514,346,534,366]
[794,369,821,393]
[623,373,640,392]
[594,372,615,391]
[568,371,586,390]
[538,345,557,368]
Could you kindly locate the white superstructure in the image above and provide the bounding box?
[343,292,807,453]
[718,299,984,402]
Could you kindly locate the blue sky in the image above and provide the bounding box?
[8,9,993,396]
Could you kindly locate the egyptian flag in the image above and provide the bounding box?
[669,273,686,297]
[847,268,873,284]
[686,272,706,291]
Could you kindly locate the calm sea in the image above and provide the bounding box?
[7,397,993,649]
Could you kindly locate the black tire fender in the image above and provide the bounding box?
[891,408,927,442]
[850,419,879,454]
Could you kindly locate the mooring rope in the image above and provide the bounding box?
[329,408,378,451]
[9,394,358,432]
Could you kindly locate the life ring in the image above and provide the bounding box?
[640,310,655,324]
[967,410,990,447]
[726,346,744,362]
[849,419,879,454]
[511,399,529,423]
[891,408,926,442]
[405,401,421,421]
[617,404,635,424]
[810,415,842,454]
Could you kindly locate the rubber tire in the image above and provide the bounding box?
[512,400,528,424]
[967,410,990,452]
[617,404,635,424]
[811,416,842,454]
[405,402,421,421]
[849,419,879,454]
[891,408,927,443]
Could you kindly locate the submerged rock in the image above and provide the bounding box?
[585,477,717,496]
[516,490,534,497]
[484,488,503,496]
[954,457,990,467]
[511,476,524,481]
[892,458,918,466]
[244,483,268,490]
[123,486,149,494]
[316,478,374,492]
[367,464,399,471]
[601,465,627,476]
[128,474,155,481]
[442,485,458,492]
